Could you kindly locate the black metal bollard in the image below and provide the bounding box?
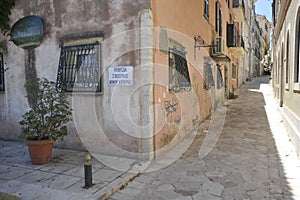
[83,154,93,189]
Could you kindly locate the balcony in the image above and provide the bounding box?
[227,24,245,58]
[233,0,245,20]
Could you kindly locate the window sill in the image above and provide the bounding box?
[66,90,103,96]
[293,83,300,91]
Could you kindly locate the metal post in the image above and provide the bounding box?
[83,154,93,189]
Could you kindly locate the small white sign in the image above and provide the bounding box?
[108,66,134,86]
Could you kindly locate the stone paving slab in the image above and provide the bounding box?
[0,140,142,200]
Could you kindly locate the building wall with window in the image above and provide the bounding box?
[151,0,216,151]
[0,1,153,158]
[246,0,258,78]
[0,0,255,159]
[256,14,271,76]
[241,0,252,81]
[256,14,271,49]
[272,0,300,156]
[0,0,225,159]
[150,0,248,150]
[222,0,257,90]
[252,17,261,77]
[233,0,248,86]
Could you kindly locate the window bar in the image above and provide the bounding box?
[57,42,100,92]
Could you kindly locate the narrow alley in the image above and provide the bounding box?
[110,76,300,200]
[2,1,300,200]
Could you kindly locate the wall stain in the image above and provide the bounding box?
[25,49,38,108]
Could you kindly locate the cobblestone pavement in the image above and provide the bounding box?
[110,76,300,200]
[0,141,140,200]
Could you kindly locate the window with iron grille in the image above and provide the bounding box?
[56,42,101,92]
[217,67,223,89]
[0,53,4,91]
[168,48,191,93]
[204,63,215,90]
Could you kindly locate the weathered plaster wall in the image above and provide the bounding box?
[0,0,151,154]
[151,0,227,151]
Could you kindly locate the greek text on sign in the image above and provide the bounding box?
[108,66,134,86]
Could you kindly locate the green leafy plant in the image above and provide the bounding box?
[19,78,72,141]
[0,0,15,35]
[262,53,272,73]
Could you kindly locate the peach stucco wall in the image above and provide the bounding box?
[151,0,215,150]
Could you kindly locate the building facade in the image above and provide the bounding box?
[233,0,248,86]
[272,0,300,156]
[0,0,259,160]
[256,14,271,76]
[0,1,154,159]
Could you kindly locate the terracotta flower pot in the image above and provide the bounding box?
[26,139,54,165]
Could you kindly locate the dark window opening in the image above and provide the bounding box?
[219,9,223,37]
[0,53,4,91]
[295,13,300,83]
[215,2,219,32]
[286,33,289,84]
[227,23,238,47]
[217,67,223,89]
[204,63,215,90]
[56,42,101,92]
[204,0,209,20]
[169,48,191,93]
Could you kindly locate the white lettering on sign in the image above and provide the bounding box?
[108,66,134,86]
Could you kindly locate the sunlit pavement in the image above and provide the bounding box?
[110,76,300,200]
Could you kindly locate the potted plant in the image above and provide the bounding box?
[19,78,72,164]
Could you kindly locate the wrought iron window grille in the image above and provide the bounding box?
[168,47,191,93]
[204,63,215,90]
[56,42,101,92]
[217,67,224,89]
